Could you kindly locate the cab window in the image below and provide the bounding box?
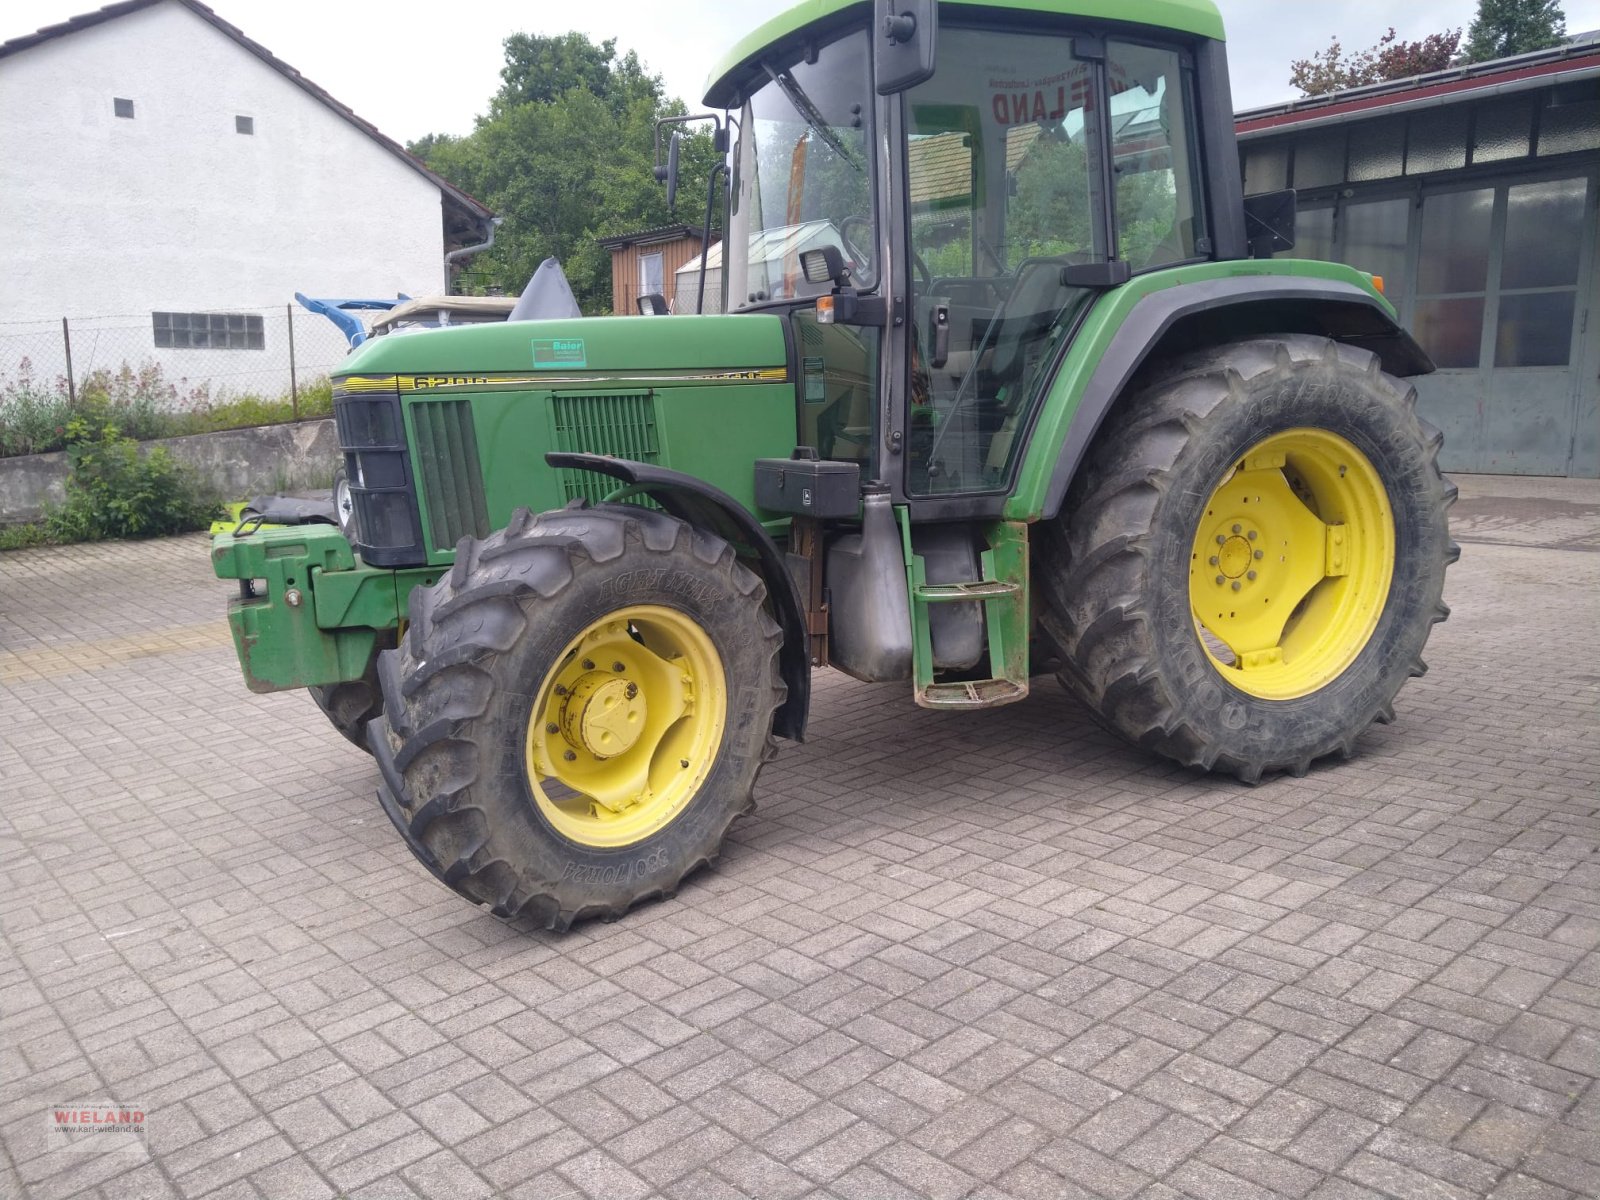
[1107,41,1206,269]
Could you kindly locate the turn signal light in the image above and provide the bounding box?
[815,295,837,325]
[1370,275,1386,295]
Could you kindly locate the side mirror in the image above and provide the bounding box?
[1244,189,1298,259]
[1062,260,1133,289]
[874,0,936,95]
[664,130,682,212]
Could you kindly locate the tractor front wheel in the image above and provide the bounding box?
[309,667,383,754]
[368,503,783,929]
[1039,335,1457,781]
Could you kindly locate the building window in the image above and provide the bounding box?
[236,115,254,135]
[638,251,664,300]
[113,97,134,119]
[153,311,265,350]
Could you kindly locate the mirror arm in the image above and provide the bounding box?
[697,162,727,315]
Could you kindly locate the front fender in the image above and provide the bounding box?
[546,452,810,742]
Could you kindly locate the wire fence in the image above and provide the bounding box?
[612,280,722,316]
[0,304,352,413]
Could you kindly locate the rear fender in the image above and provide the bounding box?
[1038,275,1434,520]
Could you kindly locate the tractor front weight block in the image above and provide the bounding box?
[211,525,434,694]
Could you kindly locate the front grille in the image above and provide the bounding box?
[335,387,425,566]
[549,391,659,504]
[411,399,490,551]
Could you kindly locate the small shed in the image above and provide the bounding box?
[597,224,719,315]
[675,220,846,315]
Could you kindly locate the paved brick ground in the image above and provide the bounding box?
[1,476,1596,1200]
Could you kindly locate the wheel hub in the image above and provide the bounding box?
[1217,532,1254,579]
[562,674,645,759]
[525,605,728,848]
[1188,429,1395,700]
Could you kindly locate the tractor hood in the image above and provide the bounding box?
[337,314,789,379]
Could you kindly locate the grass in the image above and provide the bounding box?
[0,522,52,551]
[0,360,333,459]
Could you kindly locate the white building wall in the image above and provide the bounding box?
[0,0,450,391]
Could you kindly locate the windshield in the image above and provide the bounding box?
[727,29,876,309]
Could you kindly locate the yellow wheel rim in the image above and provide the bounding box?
[1188,428,1395,701]
[524,605,727,848]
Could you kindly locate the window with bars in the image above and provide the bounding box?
[152,311,265,350]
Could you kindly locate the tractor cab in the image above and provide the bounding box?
[702,0,1236,505]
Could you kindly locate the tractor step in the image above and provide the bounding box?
[920,678,1029,710]
[914,580,1022,602]
[901,516,1032,712]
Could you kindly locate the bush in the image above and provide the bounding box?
[0,361,74,457]
[44,418,220,542]
[0,359,333,458]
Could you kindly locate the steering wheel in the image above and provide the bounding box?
[911,247,932,287]
[838,215,931,286]
[839,215,874,276]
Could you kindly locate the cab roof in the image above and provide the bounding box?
[704,0,1226,107]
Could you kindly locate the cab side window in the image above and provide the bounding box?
[1107,42,1206,270]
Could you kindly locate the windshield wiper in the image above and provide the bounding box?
[761,61,862,170]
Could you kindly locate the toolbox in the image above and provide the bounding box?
[754,449,861,519]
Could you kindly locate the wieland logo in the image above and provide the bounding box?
[47,1105,147,1154]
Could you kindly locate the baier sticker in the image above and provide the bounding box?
[533,338,587,369]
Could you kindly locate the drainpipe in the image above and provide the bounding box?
[444,216,504,292]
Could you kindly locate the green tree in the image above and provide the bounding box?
[1465,0,1567,62]
[409,32,717,313]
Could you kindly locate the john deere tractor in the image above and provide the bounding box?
[212,0,1456,929]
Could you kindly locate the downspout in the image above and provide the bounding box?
[444,216,504,291]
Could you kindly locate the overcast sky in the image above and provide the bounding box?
[8,0,1600,143]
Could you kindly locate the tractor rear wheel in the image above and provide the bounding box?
[368,502,783,929]
[1039,335,1457,781]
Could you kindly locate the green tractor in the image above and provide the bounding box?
[212,0,1456,929]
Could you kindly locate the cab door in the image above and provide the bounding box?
[898,25,1209,502]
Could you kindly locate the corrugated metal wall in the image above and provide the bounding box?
[609,236,713,315]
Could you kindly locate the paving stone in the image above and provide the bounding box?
[2,488,1598,1198]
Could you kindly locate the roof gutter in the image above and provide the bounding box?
[443,216,503,291]
[1238,60,1600,139]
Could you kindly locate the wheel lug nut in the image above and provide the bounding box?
[624,683,639,700]
[1216,535,1227,546]
[1248,531,1257,541]
[680,759,690,769]
[1215,575,1225,586]
[1248,571,1258,581]
[563,750,577,762]
[1255,550,1265,560]
[581,658,595,670]
[1209,556,1219,567]
[612,661,625,673]
[554,684,568,696]
[546,722,559,734]
[1232,581,1242,592]
[1232,524,1242,535]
